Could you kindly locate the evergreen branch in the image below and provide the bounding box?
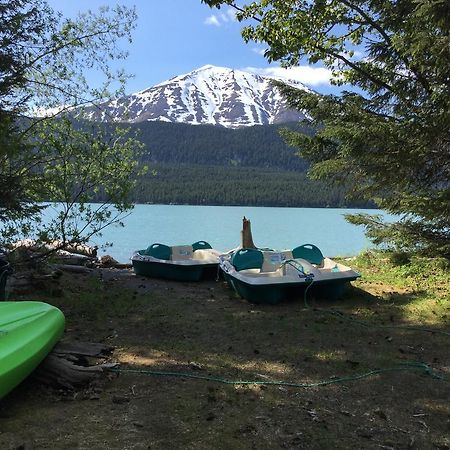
[337,0,432,95]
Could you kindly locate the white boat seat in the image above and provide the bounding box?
[192,249,220,262]
[171,245,193,261]
[261,251,285,272]
[261,250,293,273]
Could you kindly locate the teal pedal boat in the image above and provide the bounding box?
[220,244,360,304]
[132,241,222,281]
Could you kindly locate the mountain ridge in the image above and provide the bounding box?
[83,65,309,128]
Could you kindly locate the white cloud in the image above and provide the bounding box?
[205,8,236,27]
[243,65,334,87]
[204,15,220,27]
[225,8,237,21]
[252,47,267,56]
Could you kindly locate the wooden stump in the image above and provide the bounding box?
[241,216,257,249]
[34,341,116,390]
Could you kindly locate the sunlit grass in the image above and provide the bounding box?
[314,350,347,362]
[350,251,450,327]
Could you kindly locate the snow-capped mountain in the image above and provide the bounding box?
[83,65,309,128]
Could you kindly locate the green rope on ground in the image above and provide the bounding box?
[109,361,450,387]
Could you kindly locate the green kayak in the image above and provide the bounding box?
[0,301,65,399]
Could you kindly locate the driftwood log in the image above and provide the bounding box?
[11,239,97,258]
[34,341,116,390]
[241,216,257,249]
[10,239,97,267]
[54,264,93,274]
[50,251,94,266]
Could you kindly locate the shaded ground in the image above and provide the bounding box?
[1,255,449,449]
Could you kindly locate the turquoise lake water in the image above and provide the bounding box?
[62,204,383,263]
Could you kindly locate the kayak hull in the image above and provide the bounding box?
[0,301,65,399]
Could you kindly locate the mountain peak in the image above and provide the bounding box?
[195,64,226,71]
[84,65,308,128]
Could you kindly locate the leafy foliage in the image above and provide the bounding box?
[0,0,142,251]
[1,0,136,115]
[35,119,143,244]
[202,0,450,257]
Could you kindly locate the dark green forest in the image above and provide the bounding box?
[127,121,311,170]
[132,163,372,207]
[101,121,373,208]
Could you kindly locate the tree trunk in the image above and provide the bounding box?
[241,216,257,249]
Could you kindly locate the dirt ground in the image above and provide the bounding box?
[0,267,449,450]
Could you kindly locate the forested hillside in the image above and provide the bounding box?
[132,164,371,208]
[124,120,312,170]
[89,120,373,207]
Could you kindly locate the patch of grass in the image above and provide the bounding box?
[389,251,411,266]
[349,251,450,327]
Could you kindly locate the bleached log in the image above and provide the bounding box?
[51,250,93,266]
[11,239,97,258]
[60,241,97,258]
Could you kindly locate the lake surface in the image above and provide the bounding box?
[74,204,383,263]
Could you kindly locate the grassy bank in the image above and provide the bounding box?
[350,251,449,326]
[0,251,449,449]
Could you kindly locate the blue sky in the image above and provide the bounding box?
[47,0,337,95]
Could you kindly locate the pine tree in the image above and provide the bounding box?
[202,0,450,257]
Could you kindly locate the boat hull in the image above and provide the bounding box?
[0,301,65,399]
[132,258,218,282]
[220,250,360,304]
[222,270,357,304]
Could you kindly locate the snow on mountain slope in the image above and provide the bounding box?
[84,65,309,128]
